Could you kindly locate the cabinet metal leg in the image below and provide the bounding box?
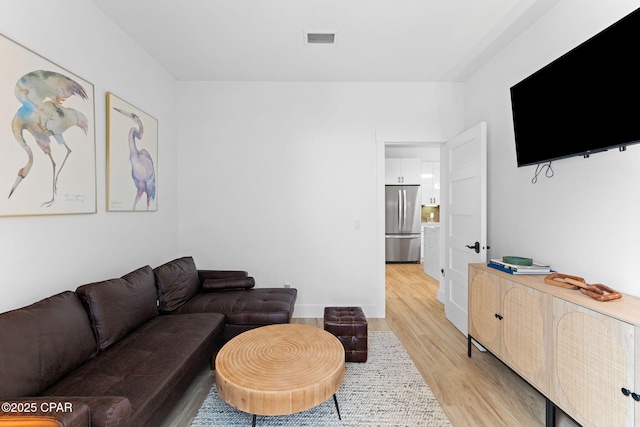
[545,398,556,427]
[468,335,472,357]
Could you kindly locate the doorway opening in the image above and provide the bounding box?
[375,129,453,317]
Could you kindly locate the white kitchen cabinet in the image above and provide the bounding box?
[421,161,440,205]
[385,158,421,185]
[422,224,440,279]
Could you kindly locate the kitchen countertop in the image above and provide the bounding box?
[422,222,440,227]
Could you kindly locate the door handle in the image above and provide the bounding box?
[402,189,407,231]
[398,189,402,230]
[465,241,480,253]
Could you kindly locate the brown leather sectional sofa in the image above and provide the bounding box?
[0,256,297,427]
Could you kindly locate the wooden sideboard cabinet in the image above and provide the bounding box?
[468,267,549,394]
[468,263,640,427]
[551,298,635,427]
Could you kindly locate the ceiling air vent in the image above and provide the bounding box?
[304,31,336,45]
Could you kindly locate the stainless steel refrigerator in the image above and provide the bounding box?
[385,185,422,263]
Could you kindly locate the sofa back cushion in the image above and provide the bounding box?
[76,265,158,351]
[153,257,200,313]
[0,291,97,398]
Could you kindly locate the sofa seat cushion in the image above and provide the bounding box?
[154,257,201,313]
[76,265,158,351]
[0,292,97,398]
[173,288,297,325]
[43,312,225,426]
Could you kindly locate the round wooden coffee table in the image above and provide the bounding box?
[215,324,345,425]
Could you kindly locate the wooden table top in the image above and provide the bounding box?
[215,323,345,416]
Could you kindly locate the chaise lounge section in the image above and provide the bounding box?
[158,257,298,341]
[0,257,297,427]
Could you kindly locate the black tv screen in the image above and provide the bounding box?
[510,7,640,167]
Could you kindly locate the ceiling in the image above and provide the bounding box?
[89,0,560,82]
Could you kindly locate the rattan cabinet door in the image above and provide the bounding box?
[469,268,501,354]
[551,298,635,427]
[502,280,548,395]
[636,326,640,427]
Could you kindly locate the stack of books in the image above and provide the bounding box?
[488,258,551,275]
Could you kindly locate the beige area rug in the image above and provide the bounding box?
[190,331,452,426]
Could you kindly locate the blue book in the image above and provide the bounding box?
[487,262,551,275]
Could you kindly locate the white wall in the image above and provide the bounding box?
[465,0,640,295]
[386,146,440,162]
[176,81,462,317]
[0,0,178,312]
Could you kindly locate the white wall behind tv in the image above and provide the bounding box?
[0,0,179,312]
[176,81,463,317]
[465,0,640,296]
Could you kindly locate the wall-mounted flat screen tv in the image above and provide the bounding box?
[510,7,640,167]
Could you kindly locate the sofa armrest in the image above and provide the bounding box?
[202,276,255,291]
[198,269,249,281]
[197,269,249,282]
[0,399,91,427]
[0,396,131,427]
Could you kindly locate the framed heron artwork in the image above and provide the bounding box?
[0,34,96,216]
[106,93,158,212]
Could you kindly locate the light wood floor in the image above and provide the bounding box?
[162,264,578,426]
[384,264,546,426]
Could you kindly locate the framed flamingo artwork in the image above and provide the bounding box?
[0,33,96,216]
[106,93,158,212]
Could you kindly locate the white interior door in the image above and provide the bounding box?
[442,122,487,336]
